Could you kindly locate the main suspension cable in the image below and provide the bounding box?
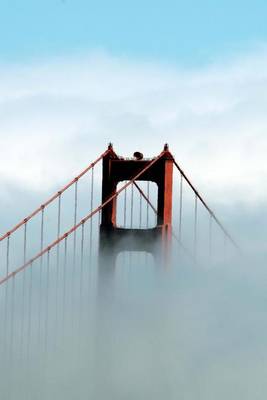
[0,152,164,286]
[173,159,238,250]
[0,149,110,242]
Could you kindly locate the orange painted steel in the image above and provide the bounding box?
[0,149,110,242]
[173,159,239,250]
[0,146,240,286]
[0,151,165,286]
[162,158,173,251]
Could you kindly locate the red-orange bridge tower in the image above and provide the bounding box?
[99,143,174,269]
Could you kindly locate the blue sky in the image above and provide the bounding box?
[1,0,267,65]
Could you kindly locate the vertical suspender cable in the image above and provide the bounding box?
[123,186,127,228]
[194,194,198,258]
[179,174,183,242]
[79,223,85,332]
[98,208,101,226]
[73,180,78,265]
[3,247,10,369]
[44,249,50,354]
[9,276,15,365]
[71,182,78,327]
[130,183,134,228]
[38,207,44,346]
[80,223,85,278]
[6,234,10,276]
[64,236,68,264]
[62,236,68,330]
[90,167,94,259]
[20,267,27,358]
[4,279,9,366]
[72,203,77,332]
[209,214,212,259]
[55,194,61,344]
[23,221,27,264]
[38,207,44,345]
[129,184,134,271]
[139,191,142,228]
[27,263,33,361]
[40,207,44,267]
[72,181,78,333]
[146,181,150,228]
[56,194,61,268]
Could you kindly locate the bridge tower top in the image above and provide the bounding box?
[101,143,174,230]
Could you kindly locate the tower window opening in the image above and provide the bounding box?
[116,181,158,229]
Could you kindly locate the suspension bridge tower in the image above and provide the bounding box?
[99,143,174,272]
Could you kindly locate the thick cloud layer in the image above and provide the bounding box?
[1,49,267,399]
[1,49,267,205]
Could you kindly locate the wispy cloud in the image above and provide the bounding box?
[1,49,267,206]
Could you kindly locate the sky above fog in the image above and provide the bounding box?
[1,0,267,64]
[0,1,267,245]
